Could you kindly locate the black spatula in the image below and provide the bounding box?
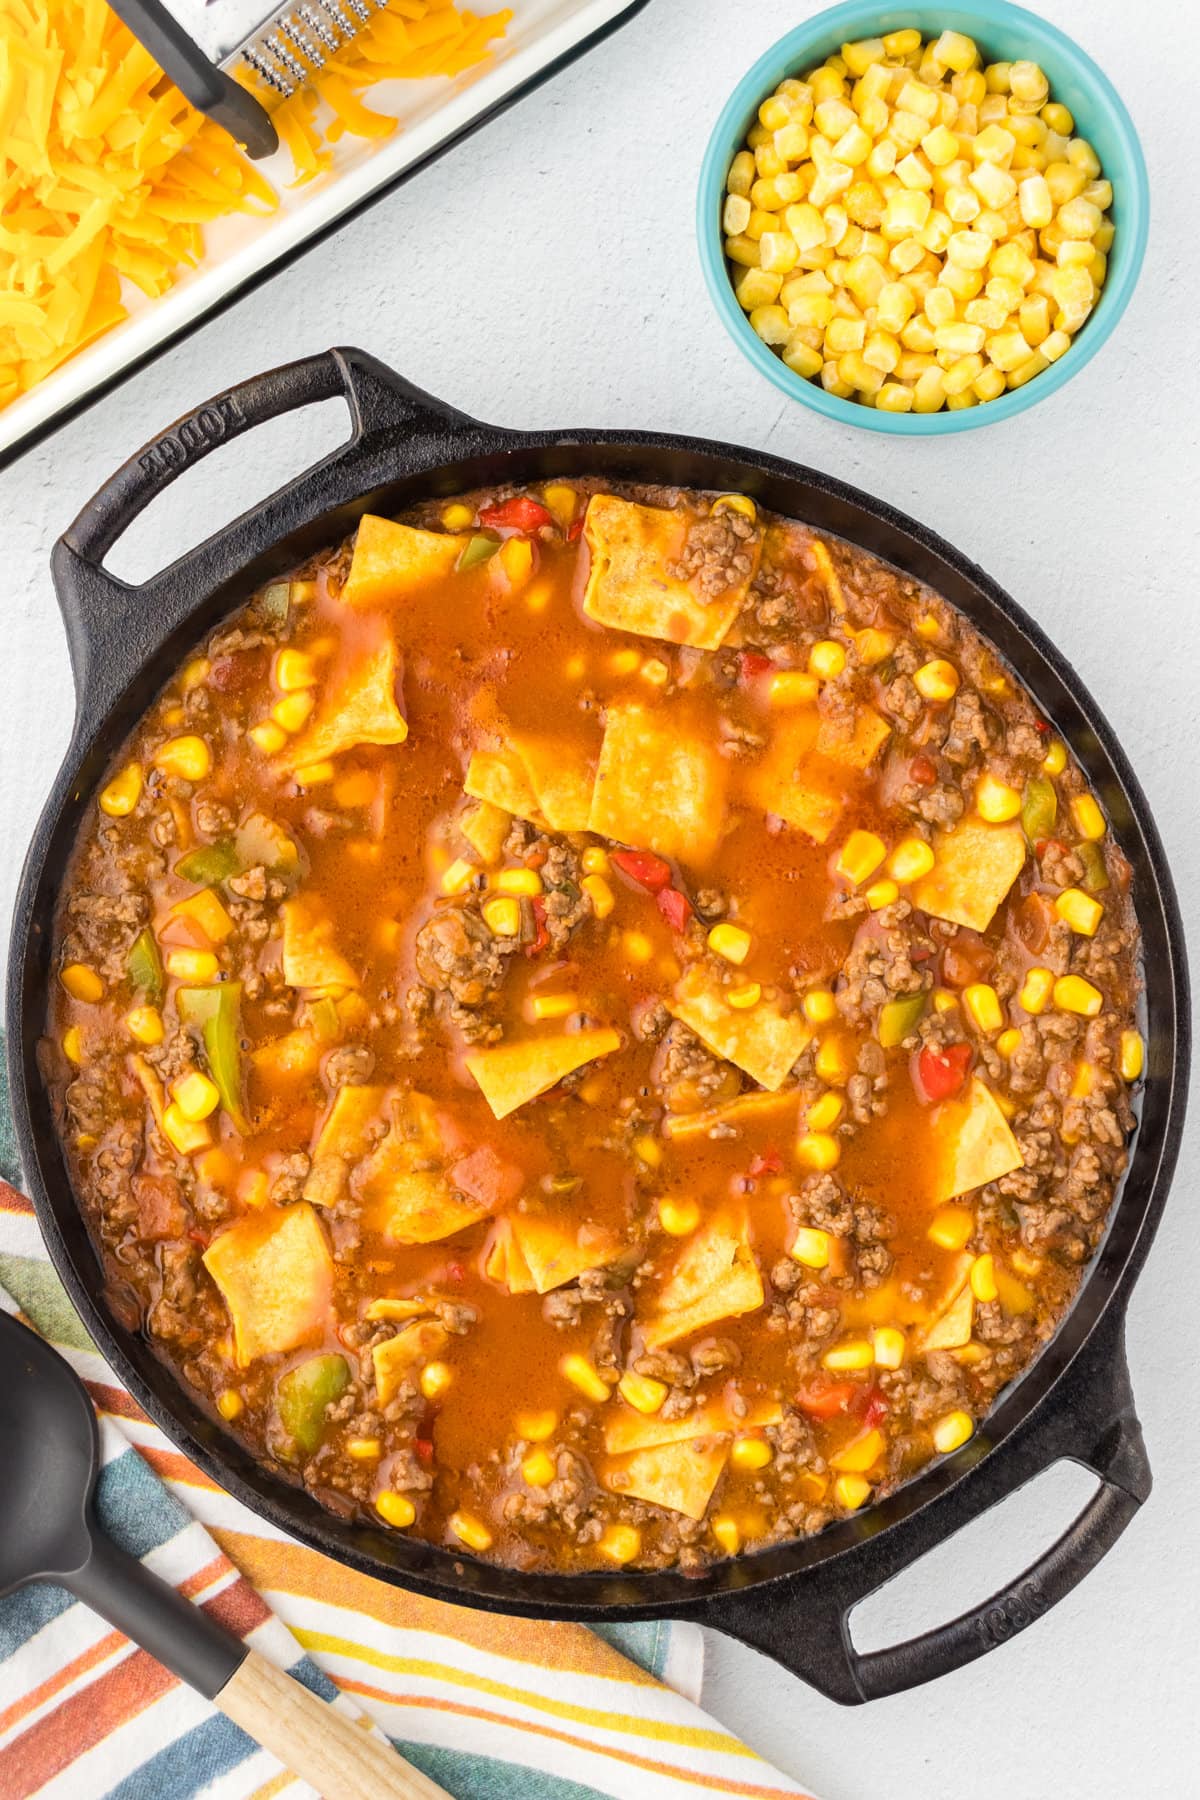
[0,1307,449,1800]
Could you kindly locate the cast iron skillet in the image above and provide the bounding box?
[7,347,1189,1706]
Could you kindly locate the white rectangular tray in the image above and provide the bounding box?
[0,0,648,467]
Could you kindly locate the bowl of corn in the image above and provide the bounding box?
[697,1,1148,432]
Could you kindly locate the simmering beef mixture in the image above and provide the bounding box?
[47,480,1142,1572]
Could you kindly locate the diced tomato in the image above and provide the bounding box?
[941,932,994,988]
[415,1437,434,1463]
[739,651,773,680]
[915,1040,972,1103]
[1014,891,1054,954]
[525,897,549,957]
[656,886,691,932]
[445,1261,466,1284]
[449,1146,525,1209]
[1034,717,1051,735]
[611,848,673,891]
[477,494,553,533]
[795,1377,860,1420]
[525,849,547,870]
[187,1227,210,1250]
[909,754,937,786]
[749,1149,783,1178]
[567,516,585,542]
[863,1387,889,1429]
[1036,837,1068,861]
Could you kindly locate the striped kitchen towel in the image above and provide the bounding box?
[0,1035,816,1800]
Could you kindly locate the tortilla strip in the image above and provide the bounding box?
[282,637,408,770]
[815,704,891,771]
[465,1028,621,1121]
[464,748,547,830]
[341,515,463,608]
[512,734,596,832]
[203,1203,333,1367]
[603,1439,729,1521]
[304,1084,387,1207]
[642,1212,764,1350]
[281,894,359,991]
[486,1212,623,1296]
[605,1392,782,1456]
[373,1319,450,1405]
[663,1088,802,1143]
[589,702,726,863]
[582,494,761,651]
[932,1078,1025,1203]
[358,1092,496,1244]
[911,817,1027,933]
[670,964,810,1092]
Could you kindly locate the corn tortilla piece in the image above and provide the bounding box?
[358,1092,494,1244]
[372,1318,450,1405]
[365,1296,435,1322]
[465,1028,621,1121]
[582,495,761,650]
[251,1028,322,1084]
[743,712,843,843]
[915,1277,975,1353]
[815,704,891,771]
[642,1212,764,1350]
[932,1077,1024,1202]
[494,1212,623,1295]
[281,894,359,991]
[670,964,810,1092]
[511,734,596,833]
[460,799,512,866]
[662,1088,801,1142]
[911,817,1027,933]
[203,1203,333,1367]
[485,1220,538,1294]
[281,637,408,770]
[603,1439,730,1521]
[341,515,463,608]
[304,1084,387,1207]
[464,748,547,830]
[589,703,726,863]
[605,1391,782,1456]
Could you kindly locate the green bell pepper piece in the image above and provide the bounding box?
[878,991,928,1049]
[258,581,291,624]
[127,928,164,1003]
[174,840,240,885]
[1020,775,1057,845]
[1076,840,1110,893]
[177,981,248,1130]
[457,533,499,572]
[276,1354,350,1454]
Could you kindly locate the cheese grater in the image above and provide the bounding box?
[107,0,388,159]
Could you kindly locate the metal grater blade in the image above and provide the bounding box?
[161,0,385,101]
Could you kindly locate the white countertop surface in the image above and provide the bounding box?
[4,2,1197,1794]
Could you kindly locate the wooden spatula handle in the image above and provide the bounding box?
[215,1648,452,1800]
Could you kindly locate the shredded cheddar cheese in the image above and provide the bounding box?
[0,0,509,408]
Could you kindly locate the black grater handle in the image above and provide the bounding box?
[106,0,279,158]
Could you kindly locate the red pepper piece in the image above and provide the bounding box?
[415,1437,434,1464]
[749,1149,783,1178]
[739,651,773,680]
[477,494,553,533]
[863,1387,889,1429]
[795,1378,859,1420]
[915,1040,972,1103]
[656,886,691,932]
[567,515,585,542]
[910,754,937,786]
[611,848,672,891]
[525,897,549,957]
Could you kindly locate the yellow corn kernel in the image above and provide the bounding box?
[162,1102,211,1156]
[887,837,936,884]
[929,1204,975,1251]
[450,1511,494,1553]
[711,1514,741,1556]
[932,1409,975,1454]
[528,993,580,1025]
[1055,888,1104,937]
[499,536,535,589]
[964,983,1003,1033]
[441,501,475,531]
[831,1426,885,1473]
[731,1436,773,1472]
[441,857,480,895]
[865,878,899,911]
[274,649,318,692]
[975,772,1022,822]
[377,1491,417,1529]
[996,1027,1022,1058]
[727,981,762,1010]
[521,1448,557,1488]
[1018,967,1054,1015]
[933,987,958,1014]
[914,658,960,701]
[791,1226,832,1269]
[540,484,578,528]
[708,922,752,965]
[1054,975,1102,1018]
[180,656,211,693]
[561,1354,611,1404]
[1119,1030,1144,1082]
[803,988,837,1024]
[153,735,211,782]
[172,889,234,943]
[1071,794,1106,841]
[216,1388,243,1422]
[62,1026,83,1065]
[809,638,847,679]
[834,1473,872,1509]
[172,1070,220,1122]
[873,1326,906,1369]
[797,1132,841,1172]
[618,1371,668,1415]
[249,721,288,755]
[598,1524,641,1565]
[1042,738,1068,774]
[582,846,610,875]
[99,763,143,818]
[61,963,104,1004]
[814,1034,852,1085]
[271,692,315,735]
[852,626,898,666]
[420,1361,453,1402]
[346,1437,382,1460]
[516,1409,558,1442]
[623,929,654,964]
[165,948,220,982]
[75,1133,98,1153]
[970,1253,999,1303]
[807,1091,844,1134]
[659,1197,700,1237]
[823,1339,874,1372]
[582,874,615,919]
[482,896,521,937]
[836,829,887,886]
[495,867,543,897]
[768,670,820,707]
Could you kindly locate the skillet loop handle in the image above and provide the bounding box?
[699,1315,1150,1705]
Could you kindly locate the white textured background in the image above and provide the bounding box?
[3,1,1197,1795]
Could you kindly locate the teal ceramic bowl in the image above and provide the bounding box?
[697,0,1149,434]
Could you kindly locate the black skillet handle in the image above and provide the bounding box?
[697,1310,1150,1705]
[52,347,477,737]
[105,0,278,158]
